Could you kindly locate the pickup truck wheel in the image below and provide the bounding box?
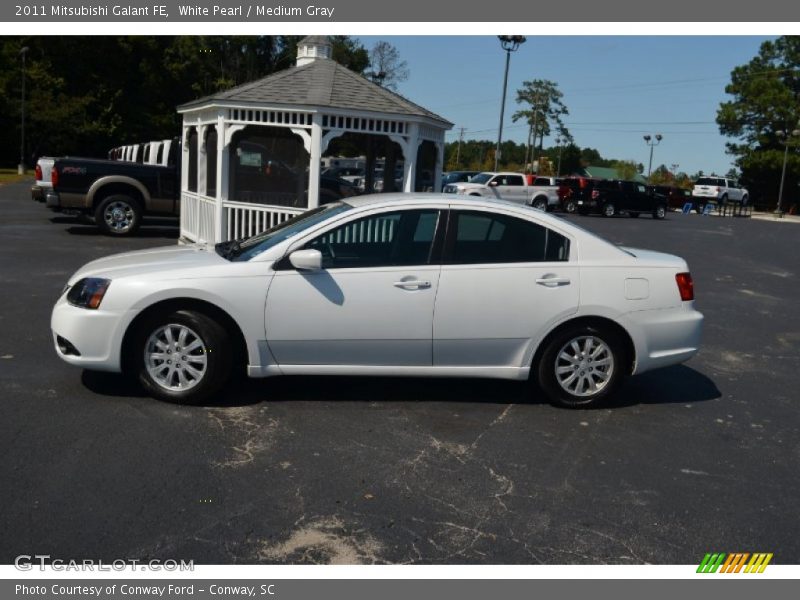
[96,194,142,236]
[532,197,548,211]
[564,200,577,214]
[135,310,232,404]
[536,324,625,409]
[653,204,667,219]
[602,202,616,217]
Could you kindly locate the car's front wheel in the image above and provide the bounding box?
[653,204,666,219]
[536,324,626,408]
[134,310,232,404]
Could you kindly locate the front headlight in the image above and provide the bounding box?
[66,278,111,309]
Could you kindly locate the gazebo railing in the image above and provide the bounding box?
[180,192,216,243]
[223,200,304,241]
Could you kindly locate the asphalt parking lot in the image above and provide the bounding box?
[1,180,798,565]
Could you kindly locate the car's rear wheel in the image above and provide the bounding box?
[532,197,548,211]
[564,200,577,214]
[95,194,142,236]
[135,310,232,404]
[602,202,616,217]
[653,204,666,219]
[536,324,626,408]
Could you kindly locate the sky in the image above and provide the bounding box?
[358,36,774,176]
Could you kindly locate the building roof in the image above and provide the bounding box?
[178,59,452,127]
[581,165,647,184]
[298,35,331,47]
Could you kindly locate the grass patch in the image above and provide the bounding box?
[0,169,32,185]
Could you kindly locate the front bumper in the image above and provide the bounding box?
[621,304,704,375]
[50,297,134,372]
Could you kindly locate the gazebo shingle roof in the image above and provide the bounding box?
[178,59,452,127]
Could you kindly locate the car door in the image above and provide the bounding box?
[433,209,579,368]
[265,208,443,366]
[495,174,527,203]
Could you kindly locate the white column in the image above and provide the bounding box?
[180,125,190,193]
[307,114,323,209]
[434,141,444,193]
[215,113,227,242]
[197,125,208,197]
[403,123,420,193]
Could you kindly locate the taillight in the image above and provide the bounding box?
[35,164,42,181]
[51,167,59,187]
[676,272,694,301]
[716,187,721,193]
[591,189,599,199]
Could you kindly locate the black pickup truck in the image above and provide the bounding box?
[575,179,668,219]
[46,142,179,235]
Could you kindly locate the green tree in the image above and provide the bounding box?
[367,41,409,91]
[716,35,800,210]
[612,160,640,181]
[512,79,571,171]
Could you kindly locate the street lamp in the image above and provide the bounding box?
[494,35,526,171]
[776,126,800,216]
[18,46,29,175]
[643,133,662,179]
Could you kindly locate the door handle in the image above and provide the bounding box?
[393,280,431,289]
[536,276,571,287]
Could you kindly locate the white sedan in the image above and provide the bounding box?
[51,194,703,408]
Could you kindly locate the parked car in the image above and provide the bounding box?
[443,171,559,209]
[322,166,365,190]
[51,194,703,409]
[31,157,56,202]
[318,174,360,204]
[557,176,600,213]
[647,185,692,210]
[577,180,668,219]
[691,177,749,213]
[46,141,180,235]
[441,171,479,191]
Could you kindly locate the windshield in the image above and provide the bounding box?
[223,203,352,261]
[470,172,493,184]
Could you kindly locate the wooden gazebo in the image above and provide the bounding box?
[177,36,452,244]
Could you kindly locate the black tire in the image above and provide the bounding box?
[536,323,626,409]
[95,194,142,236]
[532,197,548,211]
[602,202,616,217]
[629,212,640,218]
[133,310,233,404]
[653,204,666,219]
[564,200,577,214]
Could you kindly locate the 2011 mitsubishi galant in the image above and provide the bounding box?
[51,194,703,408]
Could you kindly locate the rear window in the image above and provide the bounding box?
[695,177,724,186]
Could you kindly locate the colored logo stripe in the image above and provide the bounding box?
[697,552,773,573]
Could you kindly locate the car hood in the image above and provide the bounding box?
[70,244,228,283]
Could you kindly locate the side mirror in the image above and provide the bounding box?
[289,249,322,271]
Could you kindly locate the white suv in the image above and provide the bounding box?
[692,176,748,211]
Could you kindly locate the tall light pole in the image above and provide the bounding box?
[556,136,564,177]
[494,35,526,172]
[18,46,29,175]
[776,125,800,216]
[643,133,662,179]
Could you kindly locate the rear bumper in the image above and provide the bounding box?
[31,185,47,202]
[46,191,88,211]
[620,304,704,375]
